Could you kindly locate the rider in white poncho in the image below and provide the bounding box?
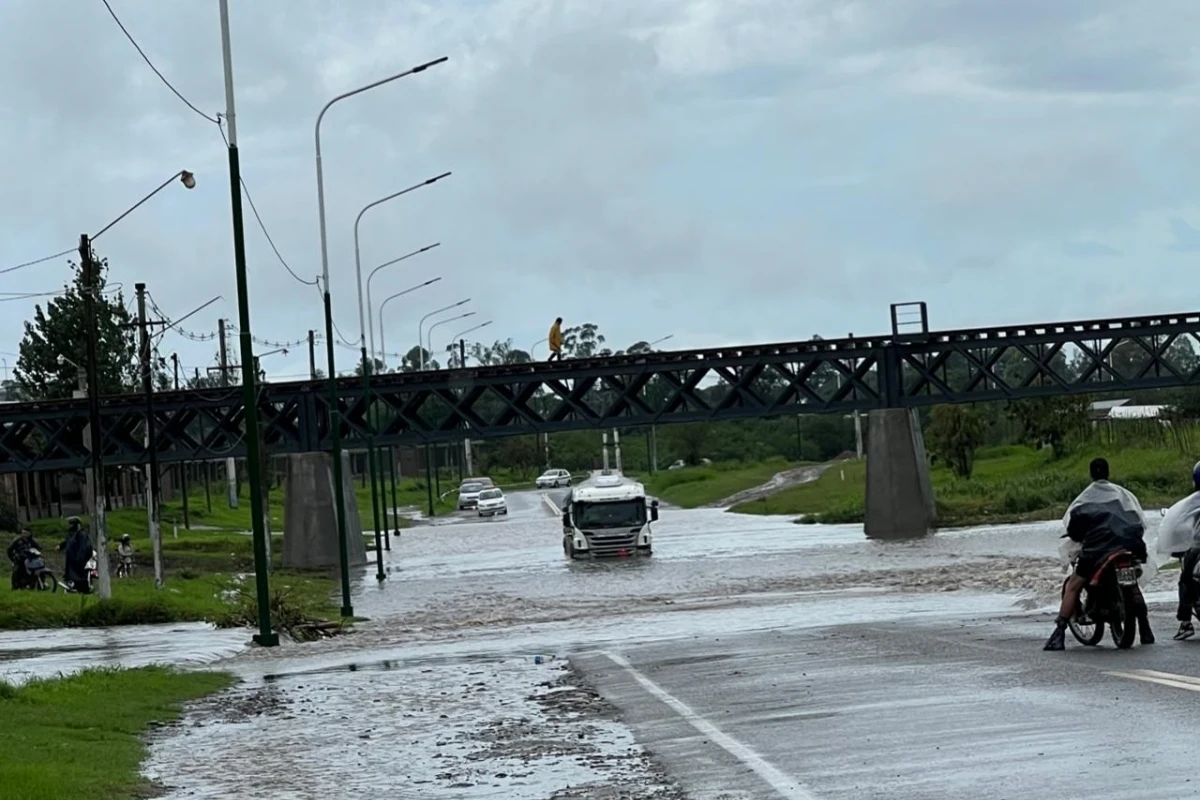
[1044,457,1154,651]
[1157,461,1200,641]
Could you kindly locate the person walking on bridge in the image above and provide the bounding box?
[547,317,564,362]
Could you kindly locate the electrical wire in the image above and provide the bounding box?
[218,120,318,287]
[0,248,75,277]
[99,0,219,125]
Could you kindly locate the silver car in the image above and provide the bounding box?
[476,488,508,517]
[457,481,486,510]
[536,468,572,489]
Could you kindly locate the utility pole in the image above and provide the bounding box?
[217,317,238,509]
[308,330,316,379]
[135,284,166,588]
[79,234,112,599]
[170,354,190,529]
[460,338,474,474]
[220,0,278,645]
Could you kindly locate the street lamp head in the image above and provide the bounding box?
[180,170,196,190]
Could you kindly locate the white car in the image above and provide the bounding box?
[458,481,486,510]
[536,468,573,489]
[477,488,508,517]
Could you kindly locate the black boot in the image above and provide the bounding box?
[1043,617,1067,651]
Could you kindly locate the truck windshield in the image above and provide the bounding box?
[573,499,647,529]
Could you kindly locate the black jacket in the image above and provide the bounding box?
[1066,497,1147,563]
[7,535,41,565]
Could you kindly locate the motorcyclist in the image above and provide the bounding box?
[58,516,94,592]
[1156,461,1200,640]
[1044,457,1154,651]
[7,527,42,589]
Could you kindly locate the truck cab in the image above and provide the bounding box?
[561,472,659,559]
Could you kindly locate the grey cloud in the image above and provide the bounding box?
[1062,240,1121,258]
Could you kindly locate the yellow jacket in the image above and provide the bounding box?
[548,322,563,352]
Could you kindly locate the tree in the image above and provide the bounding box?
[468,338,532,366]
[397,345,437,372]
[15,252,137,400]
[927,404,986,478]
[1007,395,1091,459]
[354,356,386,377]
[562,323,605,359]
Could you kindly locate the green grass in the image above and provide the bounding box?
[0,571,338,632]
[733,442,1200,527]
[0,666,233,800]
[633,457,801,508]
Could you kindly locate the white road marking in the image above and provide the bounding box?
[601,651,820,800]
[542,493,561,515]
[1107,669,1200,692]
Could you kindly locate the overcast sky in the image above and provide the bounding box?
[2,0,1199,382]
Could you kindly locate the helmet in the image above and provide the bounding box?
[120,534,131,543]
[1192,461,1200,485]
[66,516,81,527]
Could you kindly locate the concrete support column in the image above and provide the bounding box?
[282,452,368,569]
[864,408,935,539]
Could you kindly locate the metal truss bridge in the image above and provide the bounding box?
[4,304,1200,474]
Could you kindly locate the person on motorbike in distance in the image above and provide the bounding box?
[7,527,41,589]
[1156,461,1200,641]
[58,516,93,592]
[1044,457,1154,651]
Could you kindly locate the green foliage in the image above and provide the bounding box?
[637,458,797,507]
[926,405,986,477]
[0,666,233,800]
[1006,395,1091,459]
[561,322,606,358]
[14,251,138,400]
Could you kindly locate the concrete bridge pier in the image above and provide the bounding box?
[282,452,368,569]
[864,409,936,539]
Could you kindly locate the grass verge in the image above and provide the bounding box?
[0,666,233,800]
[732,443,1199,527]
[633,457,801,508]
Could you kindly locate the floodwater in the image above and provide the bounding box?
[5,483,1187,797]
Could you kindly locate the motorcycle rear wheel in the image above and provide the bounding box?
[1065,580,1105,646]
[1111,586,1137,650]
[36,572,57,592]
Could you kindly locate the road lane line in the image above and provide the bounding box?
[542,493,560,515]
[601,651,819,800]
[1107,669,1200,692]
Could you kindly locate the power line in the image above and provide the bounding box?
[0,248,75,277]
[218,119,318,287]
[99,0,219,124]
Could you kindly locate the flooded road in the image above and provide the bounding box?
[9,487,1195,797]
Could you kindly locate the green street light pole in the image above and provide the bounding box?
[315,56,449,607]
[219,0,276,646]
[353,175,451,579]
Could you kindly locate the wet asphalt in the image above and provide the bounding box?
[9,488,1200,798]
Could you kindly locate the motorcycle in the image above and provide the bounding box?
[11,548,58,592]
[64,553,98,594]
[1062,549,1142,649]
[115,553,133,578]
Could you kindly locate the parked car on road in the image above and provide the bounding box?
[536,468,573,489]
[477,488,508,517]
[458,481,487,510]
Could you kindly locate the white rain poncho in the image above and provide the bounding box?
[1058,480,1156,583]
[1157,491,1200,560]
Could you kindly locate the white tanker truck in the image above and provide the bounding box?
[560,472,659,559]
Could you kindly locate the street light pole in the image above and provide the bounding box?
[378,278,442,370]
[426,312,475,365]
[353,176,450,579]
[418,299,471,370]
[530,338,546,359]
[366,243,440,366]
[315,56,448,607]
[219,0,278,645]
[448,319,491,475]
